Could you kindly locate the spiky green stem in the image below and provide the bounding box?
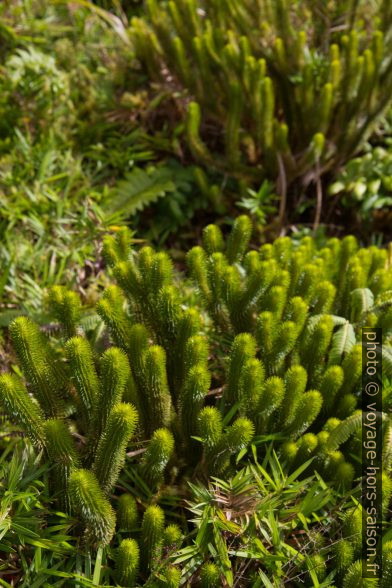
[0,373,45,446]
[69,469,115,546]
[116,538,140,587]
[140,504,165,572]
[139,427,174,490]
[93,403,138,494]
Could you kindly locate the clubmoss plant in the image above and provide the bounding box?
[69,469,116,547]
[1,215,391,567]
[116,538,140,587]
[117,494,139,532]
[140,504,165,573]
[130,0,392,225]
[0,321,138,546]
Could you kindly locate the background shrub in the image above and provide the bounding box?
[131,0,392,225]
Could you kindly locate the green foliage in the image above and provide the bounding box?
[342,507,362,556]
[157,565,182,588]
[197,407,255,475]
[117,493,139,532]
[200,562,221,587]
[5,216,391,503]
[330,143,392,223]
[0,373,45,447]
[342,560,376,588]
[46,286,81,339]
[224,331,257,408]
[179,362,211,452]
[2,1,392,585]
[0,446,83,585]
[9,316,67,417]
[93,403,138,494]
[198,407,223,451]
[139,428,175,490]
[131,0,392,222]
[0,317,139,545]
[0,12,133,316]
[163,524,182,548]
[0,2,214,329]
[175,452,336,585]
[237,180,278,227]
[69,469,116,547]
[143,346,173,434]
[1,215,392,585]
[333,539,354,573]
[44,419,80,513]
[104,162,208,239]
[94,347,131,442]
[65,336,100,425]
[213,417,255,475]
[382,541,392,588]
[116,538,140,587]
[106,166,178,216]
[140,504,165,573]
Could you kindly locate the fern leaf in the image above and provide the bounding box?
[328,321,356,366]
[350,288,374,322]
[383,420,392,472]
[382,346,392,378]
[106,167,176,215]
[306,314,347,332]
[326,411,362,452]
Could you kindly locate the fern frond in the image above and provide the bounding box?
[326,411,362,452]
[350,287,374,323]
[106,166,176,216]
[328,321,356,366]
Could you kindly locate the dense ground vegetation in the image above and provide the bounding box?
[0,1,391,586]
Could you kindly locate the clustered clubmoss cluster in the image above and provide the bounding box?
[1,216,392,585]
[0,316,138,545]
[132,0,392,191]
